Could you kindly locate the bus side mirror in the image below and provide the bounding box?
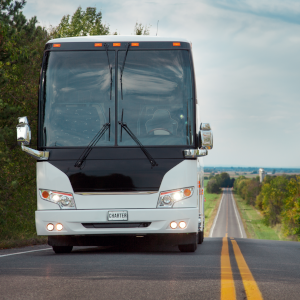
[183,123,213,158]
[200,123,213,150]
[16,116,49,160]
[16,116,31,145]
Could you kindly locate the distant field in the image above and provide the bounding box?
[205,171,300,179]
[204,172,259,179]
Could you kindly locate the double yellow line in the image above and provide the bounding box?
[221,237,263,300]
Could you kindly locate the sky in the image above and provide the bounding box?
[22,0,300,168]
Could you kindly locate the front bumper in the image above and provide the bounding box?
[48,233,197,247]
[36,208,198,236]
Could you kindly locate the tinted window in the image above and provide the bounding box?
[118,50,194,146]
[41,51,115,147]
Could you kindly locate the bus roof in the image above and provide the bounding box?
[47,35,190,44]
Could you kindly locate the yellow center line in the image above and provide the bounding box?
[226,189,228,236]
[221,237,236,300]
[231,240,263,300]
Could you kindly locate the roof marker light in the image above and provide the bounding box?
[113,43,121,47]
[131,43,139,46]
[53,44,61,48]
[173,42,181,46]
[94,43,103,47]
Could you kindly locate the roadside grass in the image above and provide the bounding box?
[233,193,284,240]
[204,180,222,237]
[0,236,47,250]
[0,187,48,249]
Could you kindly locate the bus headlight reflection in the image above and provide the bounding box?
[39,189,76,209]
[157,187,194,208]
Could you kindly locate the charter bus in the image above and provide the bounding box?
[16,36,213,253]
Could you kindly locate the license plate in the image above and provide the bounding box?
[107,211,128,221]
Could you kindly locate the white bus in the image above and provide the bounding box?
[16,36,213,253]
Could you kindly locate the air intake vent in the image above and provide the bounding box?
[82,222,151,229]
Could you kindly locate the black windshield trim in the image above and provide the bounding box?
[45,41,191,51]
[43,48,191,53]
[40,145,191,150]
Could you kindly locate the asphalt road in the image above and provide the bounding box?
[1,190,300,300]
[209,188,247,238]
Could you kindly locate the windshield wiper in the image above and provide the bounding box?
[120,43,130,100]
[118,109,158,168]
[104,43,112,100]
[74,109,111,168]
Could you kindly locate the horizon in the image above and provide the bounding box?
[204,165,300,170]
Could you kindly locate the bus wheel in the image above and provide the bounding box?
[178,235,197,252]
[198,231,204,244]
[52,246,73,254]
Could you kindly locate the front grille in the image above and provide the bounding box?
[82,222,151,229]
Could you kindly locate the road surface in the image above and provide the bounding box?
[210,188,247,238]
[1,189,299,299]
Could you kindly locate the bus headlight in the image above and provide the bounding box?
[39,189,76,209]
[157,187,194,208]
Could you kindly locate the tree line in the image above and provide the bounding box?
[0,1,150,242]
[234,175,300,241]
[206,172,235,193]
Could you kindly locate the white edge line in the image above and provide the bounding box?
[209,192,224,237]
[0,247,52,258]
[231,190,245,238]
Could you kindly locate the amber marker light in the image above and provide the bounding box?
[113,43,121,47]
[53,44,61,48]
[170,221,178,229]
[184,189,192,197]
[94,43,102,47]
[56,223,63,231]
[131,43,139,46]
[173,42,181,46]
[42,190,49,199]
[47,223,54,231]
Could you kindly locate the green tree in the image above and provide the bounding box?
[244,178,261,206]
[233,176,247,196]
[51,6,110,38]
[206,178,221,194]
[0,1,41,84]
[215,172,235,188]
[258,176,289,226]
[0,1,49,240]
[134,22,150,35]
[281,176,300,240]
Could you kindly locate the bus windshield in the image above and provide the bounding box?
[40,49,194,147]
[118,50,194,146]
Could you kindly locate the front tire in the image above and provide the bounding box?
[52,246,73,254]
[198,231,204,244]
[178,234,198,252]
